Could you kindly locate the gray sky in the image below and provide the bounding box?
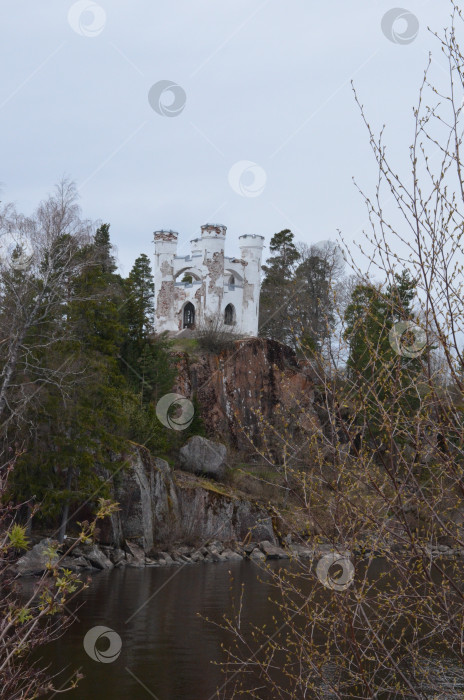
[0,0,453,275]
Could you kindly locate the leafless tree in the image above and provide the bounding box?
[216,5,464,697]
[0,179,94,433]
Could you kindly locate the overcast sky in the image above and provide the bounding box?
[0,0,453,275]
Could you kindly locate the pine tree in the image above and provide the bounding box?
[344,271,423,448]
[9,230,129,537]
[120,253,175,403]
[94,223,117,274]
[126,253,155,342]
[259,229,300,344]
[261,229,300,284]
[293,242,344,353]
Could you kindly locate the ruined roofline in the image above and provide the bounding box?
[239,234,265,242]
[154,229,179,246]
[201,223,227,237]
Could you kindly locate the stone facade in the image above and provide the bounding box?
[153,223,264,336]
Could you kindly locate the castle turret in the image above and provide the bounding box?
[153,230,178,333]
[239,234,265,336]
[152,224,263,338]
[200,224,227,323]
[200,223,226,257]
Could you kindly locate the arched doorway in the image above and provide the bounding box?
[224,303,235,326]
[183,302,195,328]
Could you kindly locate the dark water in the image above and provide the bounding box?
[37,558,464,700]
[40,560,282,700]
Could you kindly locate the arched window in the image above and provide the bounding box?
[229,275,235,286]
[224,303,235,326]
[183,302,195,328]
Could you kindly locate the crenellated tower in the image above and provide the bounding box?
[153,224,264,337]
[153,230,178,333]
[200,223,226,323]
[238,234,265,336]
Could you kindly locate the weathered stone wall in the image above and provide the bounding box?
[153,230,178,332]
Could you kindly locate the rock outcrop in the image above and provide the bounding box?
[15,538,59,576]
[178,435,227,480]
[105,446,277,552]
[14,540,109,576]
[175,473,276,543]
[173,337,318,450]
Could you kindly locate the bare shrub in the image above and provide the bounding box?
[214,6,464,698]
[195,315,243,354]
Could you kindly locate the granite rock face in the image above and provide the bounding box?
[173,337,318,450]
[108,448,180,552]
[105,446,277,552]
[178,435,227,481]
[175,479,276,544]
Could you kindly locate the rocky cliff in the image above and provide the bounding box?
[173,337,317,450]
[104,445,277,552]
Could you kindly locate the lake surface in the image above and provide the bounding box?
[38,558,464,699]
[41,560,285,700]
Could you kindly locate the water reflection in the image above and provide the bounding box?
[36,559,464,699]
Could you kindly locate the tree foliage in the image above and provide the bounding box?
[0,183,179,538]
[259,231,346,353]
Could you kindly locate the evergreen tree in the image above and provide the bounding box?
[94,223,117,274]
[126,253,155,344]
[11,230,129,536]
[120,253,175,403]
[261,229,300,284]
[259,229,300,344]
[4,206,192,537]
[343,271,423,448]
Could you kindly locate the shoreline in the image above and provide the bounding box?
[14,536,464,578]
